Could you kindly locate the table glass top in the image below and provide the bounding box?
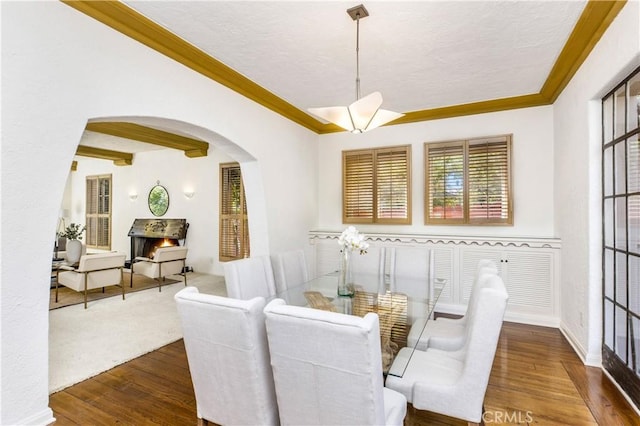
[271,270,446,378]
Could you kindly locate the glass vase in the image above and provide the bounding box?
[338,249,355,296]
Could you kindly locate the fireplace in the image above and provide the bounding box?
[128,218,188,261]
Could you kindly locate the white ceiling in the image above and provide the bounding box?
[122,0,586,114]
[80,1,587,154]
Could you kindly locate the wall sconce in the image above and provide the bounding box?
[183,190,195,199]
[129,193,138,201]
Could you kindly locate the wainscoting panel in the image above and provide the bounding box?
[309,231,561,326]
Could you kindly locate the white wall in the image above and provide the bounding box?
[554,0,640,365]
[1,2,318,424]
[317,105,555,238]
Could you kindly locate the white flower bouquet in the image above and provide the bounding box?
[338,226,369,255]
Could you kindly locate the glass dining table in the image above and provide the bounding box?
[269,270,446,378]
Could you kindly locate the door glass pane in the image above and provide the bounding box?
[617,306,628,363]
[605,198,614,247]
[630,195,640,256]
[628,73,640,132]
[604,146,613,196]
[629,135,640,193]
[616,141,627,194]
[630,316,640,372]
[604,94,614,144]
[617,252,628,307]
[630,255,640,315]
[605,248,615,299]
[615,87,626,139]
[616,197,627,250]
[605,299,614,350]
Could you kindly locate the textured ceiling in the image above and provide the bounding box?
[121,0,587,114]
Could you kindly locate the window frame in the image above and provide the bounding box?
[425,135,513,226]
[219,162,250,261]
[85,174,112,250]
[342,144,412,225]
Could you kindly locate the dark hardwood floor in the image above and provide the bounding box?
[49,322,639,425]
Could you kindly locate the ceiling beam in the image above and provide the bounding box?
[86,122,209,158]
[63,0,626,134]
[75,145,133,166]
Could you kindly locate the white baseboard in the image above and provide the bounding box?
[12,407,55,425]
[601,368,640,416]
[559,321,602,366]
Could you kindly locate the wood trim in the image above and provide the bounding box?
[75,145,133,166]
[86,122,209,158]
[63,0,626,134]
[540,0,628,103]
[71,160,78,171]
[62,1,326,134]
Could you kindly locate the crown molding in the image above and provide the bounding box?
[75,145,133,166]
[540,0,627,102]
[86,122,209,158]
[62,0,626,134]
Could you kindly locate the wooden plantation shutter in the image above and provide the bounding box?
[343,150,374,223]
[467,136,511,224]
[426,142,465,224]
[343,145,411,224]
[376,146,411,223]
[85,174,112,249]
[425,135,512,225]
[220,163,249,261]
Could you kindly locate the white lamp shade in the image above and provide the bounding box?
[307,105,353,131]
[308,91,403,133]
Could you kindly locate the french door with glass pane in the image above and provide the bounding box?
[602,66,640,405]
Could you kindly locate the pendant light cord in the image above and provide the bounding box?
[355,12,361,101]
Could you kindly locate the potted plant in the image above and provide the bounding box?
[58,223,86,264]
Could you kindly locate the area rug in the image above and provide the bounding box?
[50,272,180,310]
[49,273,227,393]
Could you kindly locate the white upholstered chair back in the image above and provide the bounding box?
[174,287,279,426]
[223,255,277,300]
[263,299,407,426]
[389,247,433,297]
[271,249,309,293]
[350,245,386,276]
[407,259,500,351]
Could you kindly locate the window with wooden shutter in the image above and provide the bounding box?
[343,145,411,224]
[85,174,112,249]
[425,135,512,225]
[220,163,250,261]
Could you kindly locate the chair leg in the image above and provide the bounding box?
[183,259,187,286]
[84,272,88,309]
[130,264,134,288]
[121,267,125,300]
[55,270,60,302]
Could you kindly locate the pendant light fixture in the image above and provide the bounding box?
[308,4,404,133]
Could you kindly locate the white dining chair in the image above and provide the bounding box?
[263,298,407,426]
[174,287,279,426]
[407,259,499,351]
[385,273,508,425]
[271,249,309,293]
[223,255,277,300]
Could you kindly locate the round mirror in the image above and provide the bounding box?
[148,184,169,216]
